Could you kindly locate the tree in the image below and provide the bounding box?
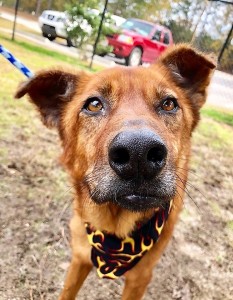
[108,0,178,20]
[65,3,116,55]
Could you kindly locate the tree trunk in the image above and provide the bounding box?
[35,0,42,16]
[47,0,53,10]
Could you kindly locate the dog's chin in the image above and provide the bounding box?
[92,194,172,212]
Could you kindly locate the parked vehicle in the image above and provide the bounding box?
[38,10,96,46]
[38,10,70,44]
[38,10,125,47]
[111,15,126,27]
[107,18,173,66]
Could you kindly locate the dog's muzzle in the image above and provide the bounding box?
[86,129,175,212]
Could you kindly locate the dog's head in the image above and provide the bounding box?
[15,45,215,212]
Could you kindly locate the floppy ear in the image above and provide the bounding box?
[15,69,88,128]
[157,44,216,110]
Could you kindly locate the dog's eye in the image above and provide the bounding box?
[160,97,178,113]
[83,97,103,114]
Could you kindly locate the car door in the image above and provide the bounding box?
[142,28,163,63]
[161,31,171,49]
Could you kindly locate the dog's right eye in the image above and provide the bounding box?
[83,97,103,114]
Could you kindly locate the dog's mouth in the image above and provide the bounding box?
[89,181,175,212]
[85,167,176,212]
[113,194,170,212]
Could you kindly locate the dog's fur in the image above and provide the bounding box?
[15,44,215,300]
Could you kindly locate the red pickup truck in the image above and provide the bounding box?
[107,18,173,66]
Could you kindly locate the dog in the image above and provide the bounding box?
[15,44,215,300]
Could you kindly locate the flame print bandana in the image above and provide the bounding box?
[85,200,173,279]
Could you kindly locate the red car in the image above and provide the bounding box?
[107,18,173,66]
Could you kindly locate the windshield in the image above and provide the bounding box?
[121,19,153,37]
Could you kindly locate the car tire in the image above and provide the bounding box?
[98,52,107,57]
[126,47,142,66]
[42,32,55,41]
[67,38,73,47]
[47,35,56,41]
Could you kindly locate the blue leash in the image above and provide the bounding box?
[0,44,34,78]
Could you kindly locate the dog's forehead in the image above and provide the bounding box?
[86,66,171,97]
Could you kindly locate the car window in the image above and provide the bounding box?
[41,11,47,18]
[121,19,154,37]
[152,30,162,41]
[163,32,170,45]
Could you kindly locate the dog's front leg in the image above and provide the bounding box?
[122,269,153,300]
[59,256,92,300]
[59,215,92,300]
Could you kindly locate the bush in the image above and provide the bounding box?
[65,4,116,54]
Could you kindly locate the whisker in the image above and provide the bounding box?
[175,172,208,204]
[176,166,202,179]
[175,180,201,211]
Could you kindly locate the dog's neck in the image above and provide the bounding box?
[74,197,154,238]
[108,203,123,218]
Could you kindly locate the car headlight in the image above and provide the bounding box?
[117,34,134,45]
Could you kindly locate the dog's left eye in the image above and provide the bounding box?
[83,97,103,114]
[160,97,178,113]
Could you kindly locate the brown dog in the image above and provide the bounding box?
[15,44,215,300]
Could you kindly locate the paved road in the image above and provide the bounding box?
[1,10,232,110]
[208,70,233,110]
[0,10,40,32]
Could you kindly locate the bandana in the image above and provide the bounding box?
[85,200,173,279]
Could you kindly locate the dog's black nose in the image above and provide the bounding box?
[108,130,167,180]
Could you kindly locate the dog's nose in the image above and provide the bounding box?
[108,130,167,180]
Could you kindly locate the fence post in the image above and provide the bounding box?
[12,0,20,41]
[218,23,233,63]
[89,0,109,69]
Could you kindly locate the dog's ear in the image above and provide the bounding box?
[15,69,89,128]
[157,44,216,110]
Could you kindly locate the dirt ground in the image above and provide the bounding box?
[0,103,233,300]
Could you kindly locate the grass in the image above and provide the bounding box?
[193,117,233,151]
[201,106,233,126]
[226,220,233,231]
[190,106,233,152]
[0,33,103,72]
[0,16,40,36]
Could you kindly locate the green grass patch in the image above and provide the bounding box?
[226,220,233,231]
[208,201,222,217]
[0,16,40,35]
[0,34,103,72]
[194,117,233,151]
[201,106,233,126]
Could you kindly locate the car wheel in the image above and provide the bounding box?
[47,35,55,41]
[67,38,73,47]
[126,47,142,66]
[97,52,107,57]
